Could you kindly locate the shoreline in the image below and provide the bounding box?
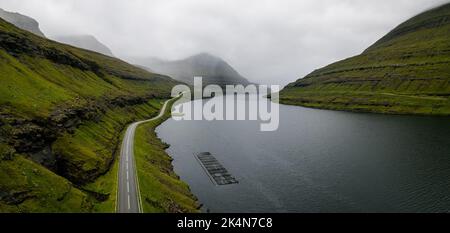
[133,97,201,213]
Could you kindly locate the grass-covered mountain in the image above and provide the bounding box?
[0,18,198,212]
[129,53,251,87]
[280,3,450,115]
[0,8,45,37]
[54,35,114,57]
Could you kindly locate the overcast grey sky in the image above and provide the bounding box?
[0,0,448,86]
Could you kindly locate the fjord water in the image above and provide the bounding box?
[156,95,450,213]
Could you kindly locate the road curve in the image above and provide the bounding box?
[117,98,173,213]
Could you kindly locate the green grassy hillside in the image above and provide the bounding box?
[0,18,192,212]
[280,3,450,115]
[134,98,200,213]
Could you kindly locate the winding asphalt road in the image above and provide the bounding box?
[117,98,173,213]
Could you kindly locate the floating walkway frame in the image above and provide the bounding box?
[195,152,239,186]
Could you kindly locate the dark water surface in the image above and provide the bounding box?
[156,96,450,213]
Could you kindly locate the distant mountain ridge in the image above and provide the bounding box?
[0,8,45,37]
[280,3,450,115]
[54,35,114,57]
[129,53,251,87]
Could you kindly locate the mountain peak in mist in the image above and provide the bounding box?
[128,53,251,86]
[0,8,45,37]
[189,52,218,60]
[53,35,114,57]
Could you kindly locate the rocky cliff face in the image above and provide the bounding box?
[0,8,45,37]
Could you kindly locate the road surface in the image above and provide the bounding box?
[117,98,173,213]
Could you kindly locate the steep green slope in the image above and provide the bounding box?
[134,98,200,213]
[0,18,191,212]
[280,3,450,115]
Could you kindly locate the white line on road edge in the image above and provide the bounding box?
[117,95,180,213]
